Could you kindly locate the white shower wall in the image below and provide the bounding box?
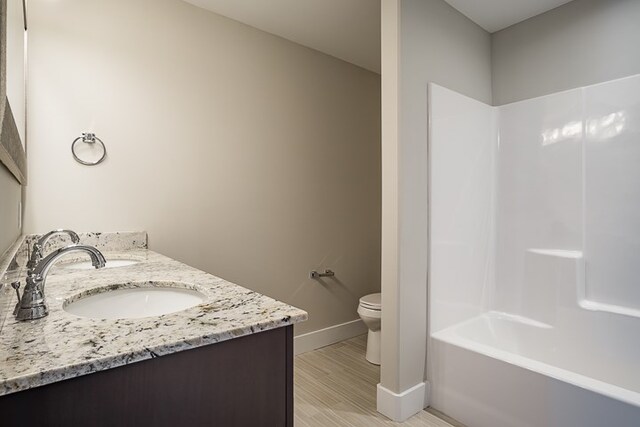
[431,73,640,329]
[498,74,640,320]
[428,84,497,332]
[584,75,640,313]
[496,87,584,323]
[428,75,640,426]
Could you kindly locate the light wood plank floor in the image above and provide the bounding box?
[294,335,463,427]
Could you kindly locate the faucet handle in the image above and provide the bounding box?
[11,282,21,316]
[26,245,43,270]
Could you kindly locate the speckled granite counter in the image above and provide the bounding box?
[0,232,307,396]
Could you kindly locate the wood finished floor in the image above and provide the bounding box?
[294,335,461,427]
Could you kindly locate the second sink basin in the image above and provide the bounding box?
[64,282,207,320]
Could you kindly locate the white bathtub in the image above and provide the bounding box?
[428,311,640,427]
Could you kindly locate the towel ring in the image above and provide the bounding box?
[71,133,107,166]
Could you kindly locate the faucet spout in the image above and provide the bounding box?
[32,245,106,279]
[16,244,106,321]
[27,229,80,272]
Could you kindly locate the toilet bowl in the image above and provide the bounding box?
[357,293,381,365]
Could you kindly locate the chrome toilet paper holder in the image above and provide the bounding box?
[310,269,335,279]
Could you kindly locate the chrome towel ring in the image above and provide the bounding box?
[71,133,107,166]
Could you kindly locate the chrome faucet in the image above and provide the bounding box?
[27,229,80,272]
[15,245,106,321]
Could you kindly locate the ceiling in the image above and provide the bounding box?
[182,0,381,73]
[444,0,575,33]
[183,0,576,75]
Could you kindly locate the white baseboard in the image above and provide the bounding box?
[377,382,429,422]
[294,319,368,355]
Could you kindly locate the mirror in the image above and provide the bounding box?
[0,0,27,184]
[6,0,25,145]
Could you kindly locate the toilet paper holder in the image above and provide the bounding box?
[310,269,335,279]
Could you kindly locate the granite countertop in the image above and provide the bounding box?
[0,241,307,396]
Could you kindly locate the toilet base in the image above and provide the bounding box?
[366,329,381,365]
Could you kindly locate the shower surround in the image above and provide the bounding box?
[428,74,640,427]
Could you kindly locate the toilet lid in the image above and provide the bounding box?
[359,293,381,310]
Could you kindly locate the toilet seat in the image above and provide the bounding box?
[359,293,381,311]
[357,305,381,319]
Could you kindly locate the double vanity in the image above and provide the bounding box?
[0,231,307,426]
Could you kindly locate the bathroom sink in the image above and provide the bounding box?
[64,282,206,319]
[63,259,140,270]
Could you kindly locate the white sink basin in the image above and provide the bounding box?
[64,259,140,270]
[64,283,206,319]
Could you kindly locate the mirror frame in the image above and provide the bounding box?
[0,0,27,184]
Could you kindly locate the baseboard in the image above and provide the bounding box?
[294,319,367,355]
[377,381,429,422]
[424,381,431,408]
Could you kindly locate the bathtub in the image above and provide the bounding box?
[428,311,640,427]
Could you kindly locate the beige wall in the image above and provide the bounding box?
[25,0,381,336]
[0,164,20,255]
[379,0,491,419]
[492,0,640,105]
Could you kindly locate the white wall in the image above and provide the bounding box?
[25,0,381,338]
[495,78,640,321]
[492,0,640,105]
[431,75,640,330]
[496,88,584,320]
[429,84,496,333]
[584,75,640,312]
[379,0,492,421]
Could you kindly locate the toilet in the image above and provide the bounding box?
[357,293,381,365]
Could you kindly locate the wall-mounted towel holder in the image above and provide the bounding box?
[310,269,335,279]
[72,133,107,166]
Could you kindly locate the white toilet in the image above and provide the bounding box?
[357,293,381,365]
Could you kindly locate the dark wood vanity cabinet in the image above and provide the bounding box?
[0,326,293,426]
